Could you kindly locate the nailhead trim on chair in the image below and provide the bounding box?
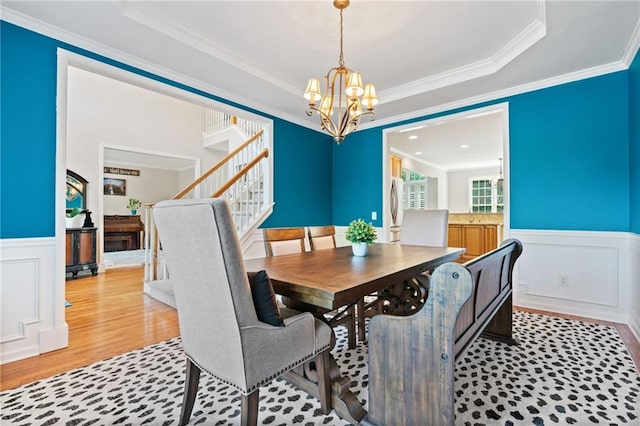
[185,343,331,395]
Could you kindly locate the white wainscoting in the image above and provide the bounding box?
[628,233,640,341]
[0,237,68,364]
[510,230,637,324]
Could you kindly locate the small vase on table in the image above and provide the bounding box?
[352,242,368,257]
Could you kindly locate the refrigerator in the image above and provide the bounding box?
[389,176,404,243]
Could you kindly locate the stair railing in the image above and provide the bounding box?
[144,128,270,283]
[204,110,262,139]
[173,129,264,199]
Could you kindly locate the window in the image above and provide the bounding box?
[469,176,504,213]
[402,168,426,209]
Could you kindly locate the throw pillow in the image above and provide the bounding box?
[247,270,285,327]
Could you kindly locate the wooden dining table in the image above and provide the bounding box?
[244,243,465,423]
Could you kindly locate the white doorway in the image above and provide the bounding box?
[100,146,199,269]
[381,103,510,242]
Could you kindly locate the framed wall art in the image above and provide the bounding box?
[103,178,126,196]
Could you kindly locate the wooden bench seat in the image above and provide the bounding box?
[363,238,523,426]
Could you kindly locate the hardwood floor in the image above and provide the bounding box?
[0,266,179,391]
[1,268,638,392]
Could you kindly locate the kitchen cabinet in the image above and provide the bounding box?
[66,227,98,279]
[448,224,499,262]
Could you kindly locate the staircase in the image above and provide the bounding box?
[142,112,272,306]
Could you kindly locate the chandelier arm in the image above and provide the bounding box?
[337,101,358,135]
[318,108,340,136]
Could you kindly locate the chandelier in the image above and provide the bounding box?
[304,0,378,144]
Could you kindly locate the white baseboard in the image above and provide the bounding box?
[510,229,637,324]
[144,279,176,308]
[628,233,640,341]
[0,237,68,364]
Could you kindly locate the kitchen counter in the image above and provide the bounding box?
[448,214,504,261]
[448,213,504,225]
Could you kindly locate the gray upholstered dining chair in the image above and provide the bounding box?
[400,209,450,247]
[153,199,332,426]
[399,208,450,298]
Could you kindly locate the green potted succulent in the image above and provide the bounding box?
[127,198,142,215]
[345,218,377,256]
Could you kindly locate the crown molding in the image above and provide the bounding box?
[623,17,640,66]
[1,4,634,138]
[117,2,301,98]
[364,59,628,131]
[0,7,316,132]
[379,0,546,104]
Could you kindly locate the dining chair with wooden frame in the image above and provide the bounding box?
[263,227,306,257]
[262,226,357,349]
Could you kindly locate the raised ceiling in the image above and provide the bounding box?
[2,0,638,133]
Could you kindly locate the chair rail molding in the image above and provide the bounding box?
[510,229,637,325]
[0,237,69,364]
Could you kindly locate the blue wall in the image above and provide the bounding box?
[262,120,333,228]
[630,49,640,234]
[331,127,384,227]
[333,72,632,232]
[1,20,636,237]
[0,21,333,238]
[1,23,59,238]
[509,73,629,231]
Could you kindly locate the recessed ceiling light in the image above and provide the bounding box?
[460,144,469,148]
[408,135,418,140]
[414,151,422,155]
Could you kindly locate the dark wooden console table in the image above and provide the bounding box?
[66,227,98,279]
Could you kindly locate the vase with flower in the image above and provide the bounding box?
[345,218,377,256]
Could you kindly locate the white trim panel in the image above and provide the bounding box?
[0,237,68,364]
[510,229,635,324]
[628,233,640,341]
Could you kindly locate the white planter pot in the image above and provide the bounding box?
[65,214,84,229]
[352,242,368,256]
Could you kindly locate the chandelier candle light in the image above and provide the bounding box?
[304,0,378,144]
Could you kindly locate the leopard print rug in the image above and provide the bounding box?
[2,311,639,425]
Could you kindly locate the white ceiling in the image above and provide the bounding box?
[388,108,505,171]
[104,147,196,172]
[3,0,639,170]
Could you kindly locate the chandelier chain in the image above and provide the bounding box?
[339,9,344,67]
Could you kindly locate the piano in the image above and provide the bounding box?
[104,215,144,252]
